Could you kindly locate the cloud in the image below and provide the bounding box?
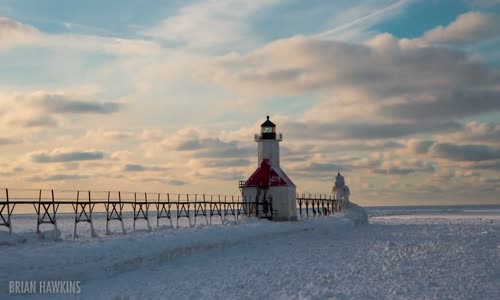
[33,94,122,114]
[30,150,105,163]
[0,90,124,130]
[143,0,278,51]
[168,179,188,186]
[284,120,462,140]
[210,35,500,134]
[379,90,500,121]
[212,35,499,98]
[0,17,162,56]
[123,164,168,172]
[431,143,500,161]
[422,12,500,45]
[26,174,89,182]
[440,122,500,145]
[195,169,246,181]
[314,0,411,41]
[168,128,254,159]
[299,162,352,173]
[0,90,123,130]
[85,129,135,141]
[470,160,500,170]
[203,159,252,168]
[176,137,253,158]
[283,140,403,158]
[408,140,435,154]
[0,17,39,48]
[141,177,189,186]
[373,162,435,175]
[14,116,59,128]
[0,164,24,177]
[0,137,17,145]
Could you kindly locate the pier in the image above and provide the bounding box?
[0,188,340,237]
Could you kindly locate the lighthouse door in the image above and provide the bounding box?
[255,187,272,219]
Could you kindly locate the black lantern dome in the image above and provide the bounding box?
[260,116,276,139]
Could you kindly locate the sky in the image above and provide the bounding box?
[0,0,499,206]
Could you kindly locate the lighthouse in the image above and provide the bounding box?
[240,116,297,221]
[332,172,350,211]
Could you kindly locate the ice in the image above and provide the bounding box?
[0,231,26,246]
[1,203,499,299]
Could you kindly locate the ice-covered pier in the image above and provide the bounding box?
[0,188,341,237]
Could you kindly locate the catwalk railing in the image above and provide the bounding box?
[0,188,341,237]
[296,193,342,219]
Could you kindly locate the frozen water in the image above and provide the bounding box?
[1,203,499,299]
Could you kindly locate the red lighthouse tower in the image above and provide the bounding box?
[240,116,297,221]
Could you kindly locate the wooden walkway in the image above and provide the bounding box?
[0,188,340,237]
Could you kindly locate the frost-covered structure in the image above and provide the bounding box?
[333,172,350,211]
[240,116,297,221]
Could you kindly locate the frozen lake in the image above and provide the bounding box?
[1,204,499,299]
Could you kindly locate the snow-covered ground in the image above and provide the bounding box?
[1,204,499,299]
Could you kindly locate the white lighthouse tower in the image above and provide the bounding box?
[333,172,350,211]
[240,116,297,221]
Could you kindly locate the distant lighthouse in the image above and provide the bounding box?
[240,116,297,221]
[333,172,350,211]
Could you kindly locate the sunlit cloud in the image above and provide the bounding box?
[0,1,498,204]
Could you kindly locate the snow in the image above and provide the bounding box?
[1,204,499,299]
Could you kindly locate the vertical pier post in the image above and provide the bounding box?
[133,192,137,231]
[203,194,209,224]
[146,192,152,231]
[72,190,96,239]
[89,191,96,237]
[72,191,79,239]
[51,189,59,240]
[119,192,126,234]
[156,193,160,228]
[7,188,12,234]
[0,188,15,234]
[168,193,173,227]
[105,191,126,235]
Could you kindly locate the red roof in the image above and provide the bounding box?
[244,159,295,187]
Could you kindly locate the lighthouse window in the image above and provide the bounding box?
[262,127,274,133]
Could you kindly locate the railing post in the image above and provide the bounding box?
[51,189,58,240]
[73,191,79,239]
[176,194,181,228]
[133,192,137,230]
[219,194,224,224]
[193,194,197,227]
[223,195,227,222]
[157,193,160,227]
[89,190,96,237]
[105,191,110,234]
[168,193,172,227]
[6,188,13,234]
[146,192,151,231]
[119,191,126,234]
[187,194,192,227]
[204,194,208,224]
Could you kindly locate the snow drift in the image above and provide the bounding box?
[4,205,497,300]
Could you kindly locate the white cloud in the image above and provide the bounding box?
[0,17,163,56]
[143,0,278,51]
[0,16,39,48]
[314,0,412,41]
[209,34,500,125]
[422,12,500,45]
